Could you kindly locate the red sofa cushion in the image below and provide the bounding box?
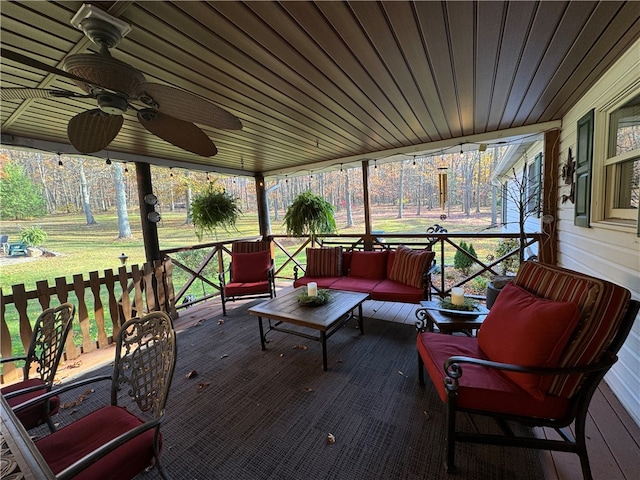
[2,378,60,430]
[331,277,381,293]
[388,245,434,288]
[231,251,271,283]
[36,405,158,480]
[477,283,580,400]
[349,250,388,279]
[417,332,569,419]
[293,276,340,289]
[371,279,424,303]
[306,247,343,277]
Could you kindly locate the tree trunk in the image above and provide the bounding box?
[79,160,97,225]
[345,171,353,227]
[113,162,132,239]
[185,171,193,225]
[397,160,404,219]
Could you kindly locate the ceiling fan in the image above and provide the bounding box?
[0,3,242,157]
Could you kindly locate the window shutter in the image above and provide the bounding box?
[574,110,594,227]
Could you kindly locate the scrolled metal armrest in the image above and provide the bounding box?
[12,375,112,412]
[442,353,617,392]
[0,355,27,365]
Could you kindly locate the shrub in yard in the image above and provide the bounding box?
[20,225,47,247]
[495,238,520,275]
[454,240,477,275]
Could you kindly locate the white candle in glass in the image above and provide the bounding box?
[307,282,318,297]
[451,287,465,306]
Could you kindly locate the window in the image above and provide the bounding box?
[605,94,640,224]
[526,153,542,217]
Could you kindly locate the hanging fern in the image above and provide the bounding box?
[283,191,337,237]
[191,186,241,240]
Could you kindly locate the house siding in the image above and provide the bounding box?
[557,38,640,426]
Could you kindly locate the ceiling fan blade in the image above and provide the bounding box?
[136,83,242,130]
[67,109,123,154]
[1,87,91,101]
[137,109,218,157]
[0,48,102,88]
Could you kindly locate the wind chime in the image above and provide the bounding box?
[437,167,448,209]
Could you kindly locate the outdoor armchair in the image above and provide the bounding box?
[219,240,276,315]
[417,261,639,480]
[1,302,75,431]
[15,311,177,480]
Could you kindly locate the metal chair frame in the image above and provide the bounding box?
[1,302,75,431]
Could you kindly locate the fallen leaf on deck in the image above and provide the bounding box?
[197,382,211,393]
[218,319,224,325]
[423,411,430,420]
[66,361,82,369]
[398,370,404,376]
[304,387,313,393]
[327,433,336,444]
[292,344,308,350]
[280,353,285,357]
[61,388,94,409]
[220,354,229,359]
[186,370,198,379]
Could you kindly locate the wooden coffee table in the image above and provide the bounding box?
[248,287,370,371]
[415,300,489,336]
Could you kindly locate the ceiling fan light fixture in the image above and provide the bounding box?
[97,93,128,115]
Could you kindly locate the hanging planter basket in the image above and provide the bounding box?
[283,191,337,237]
[191,186,241,240]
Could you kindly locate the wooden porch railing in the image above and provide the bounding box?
[0,259,176,384]
[160,231,543,311]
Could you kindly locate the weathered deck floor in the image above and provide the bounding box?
[60,285,640,480]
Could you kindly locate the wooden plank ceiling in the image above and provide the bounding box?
[1,1,639,177]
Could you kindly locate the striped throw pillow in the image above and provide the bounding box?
[388,245,434,288]
[306,247,343,277]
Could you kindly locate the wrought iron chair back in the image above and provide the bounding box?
[1,302,75,431]
[112,311,177,418]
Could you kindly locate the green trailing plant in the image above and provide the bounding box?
[19,225,47,247]
[283,191,337,237]
[190,186,241,240]
[453,240,477,275]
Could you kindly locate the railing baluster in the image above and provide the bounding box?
[73,273,93,354]
[89,271,108,347]
[36,280,51,311]
[104,268,120,339]
[131,265,144,316]
[0,287,18,382]
[143,263,156,313]
[118,266,132,324]
[12,284,31,353]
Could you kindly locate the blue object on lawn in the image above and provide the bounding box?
[8,243,28,256]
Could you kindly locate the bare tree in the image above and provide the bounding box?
[113,162,132,239]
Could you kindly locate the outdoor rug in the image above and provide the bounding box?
[42,302,546,480]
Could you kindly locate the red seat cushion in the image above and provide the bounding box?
[225,281,271,297]
[417,332,569,419]
[371,280,424,303]
[2,378,59,430]
[36,405,158,480]
[478,283,580,400]
[231,251,271,283]
[330,277,381,293]
[293,276,340,289]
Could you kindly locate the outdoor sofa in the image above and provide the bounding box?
[293,245,435,303]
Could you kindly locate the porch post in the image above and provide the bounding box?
[541,130,560,265]
[135,162,161,263]
[361,160,373,250]
[255,174,269,238]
